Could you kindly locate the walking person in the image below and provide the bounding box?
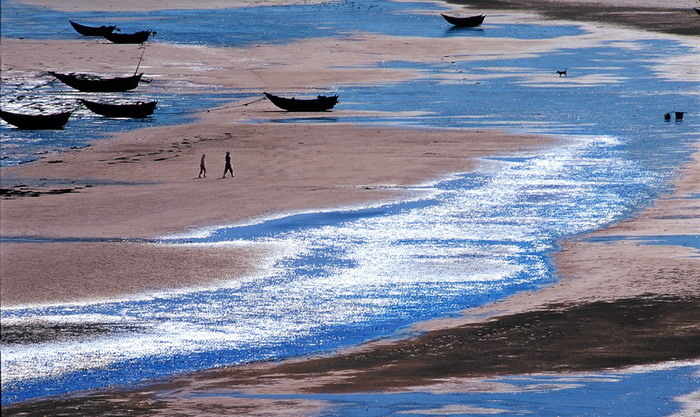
[222,151,234,178]
[198,154,206,178]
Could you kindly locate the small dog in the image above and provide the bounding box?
[556,68,567,77]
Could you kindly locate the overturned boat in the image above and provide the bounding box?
[0,110,72,129]
[69,20,117,37]
[441,13,485,27]
[49,71,143,92]
[80,99,157,118]
[103,30,154,44]
[264,92,339,112]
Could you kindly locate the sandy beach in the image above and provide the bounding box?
[1,122,552,305]
[1,0,699,414]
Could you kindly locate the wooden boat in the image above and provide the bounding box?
[264,92,339,112]
[49,72,143,92]
[80,99,157,118]
[69,20,116,37]
[0,110,72,129]
[441,13,485,27]
[102,30,154,44]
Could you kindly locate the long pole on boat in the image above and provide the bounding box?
[134,45,147,76]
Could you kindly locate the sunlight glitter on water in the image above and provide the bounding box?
[1,132,663,401]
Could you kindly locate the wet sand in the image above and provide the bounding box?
[445,0,700,37]
[1,0,699,414]
[1,241,272,306]
[0,122,551,305]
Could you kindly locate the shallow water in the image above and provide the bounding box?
[0,70,242,167]
[199,365,700,416]
[1,0,699,410]
[0,133,670,403]
[0,0,581,167]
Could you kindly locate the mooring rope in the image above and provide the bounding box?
[134,45,147,76]
[208,96,266,111]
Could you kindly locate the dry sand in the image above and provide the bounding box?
[1,0,699,414]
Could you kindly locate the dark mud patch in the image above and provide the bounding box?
[0,176,158,199]
[448,0,700,37]
[277,296,700,392]
[4,296,698,416]
[1,392,167,417]
[0,185,87,199]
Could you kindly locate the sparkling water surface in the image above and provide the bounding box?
[1,0,698,410]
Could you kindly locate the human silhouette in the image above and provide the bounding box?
[198,154,206,178]
[222,151,234,178]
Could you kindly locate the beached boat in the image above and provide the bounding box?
[49,72,143,92]
[80,99,157,118]
[441,13,486,27]
[102,30,154,44]
[694,7,700,15]
[69,20,116,37]
[264,92,339,112]
[0,110,72,129]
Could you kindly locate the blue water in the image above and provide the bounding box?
[0,0,582,167]
[0,88,245,167]
[0,0,580,44]
[194,366,700,416]
[0,60,244,167]
[2,0,699,411]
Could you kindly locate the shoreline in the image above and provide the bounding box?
[0,3,584,305]
[5,143,696,415]
[0,122,553,306]
[2,0,699,413]
[4,146,698,412]
[445,0,700,37]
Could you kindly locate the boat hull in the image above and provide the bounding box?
[264,92,338,112]
[441,13,485,27]
[80,99,157,118]
[103,31,152,44]
[0,110,72,129]
[49,72,143,92]
[69,21,116,37]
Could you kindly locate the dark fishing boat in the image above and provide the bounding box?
[0,110,72,129]
[441,13,486,27]
[80,99,157,118]
[49,72,143,92]
[264,92,339,112]
[102,30,154,44]
[694,7,700,15]
[69,20,116,37]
